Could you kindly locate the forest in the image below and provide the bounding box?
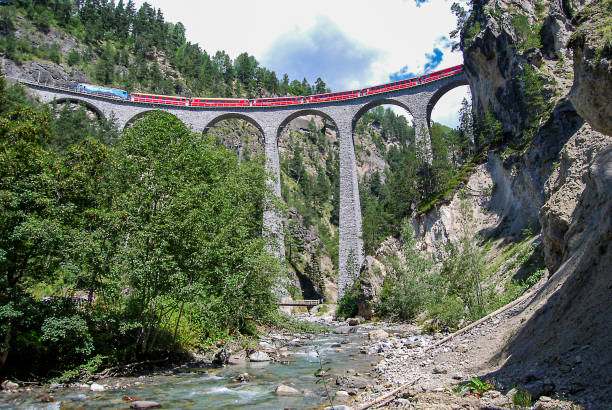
[0,71,284,380]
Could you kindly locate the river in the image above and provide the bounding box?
[0,329,379,409]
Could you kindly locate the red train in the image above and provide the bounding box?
[80,65,463,108]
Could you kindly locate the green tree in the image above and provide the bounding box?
[314,77,327,94]
[0,107,65,370]
[94,42,115,85]
[114,112,280,350]
[457,97,474,158]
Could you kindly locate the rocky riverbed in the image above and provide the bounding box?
[0,307,594,409]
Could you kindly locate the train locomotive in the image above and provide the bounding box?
[73,65,463,108]
[74,83,130,99]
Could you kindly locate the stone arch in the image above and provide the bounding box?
[203,113,264,136]
[123,109,186,131]
[351,98,414,132]
[425,77,470,127]
[278,109,339,139]
[52,97,106,121]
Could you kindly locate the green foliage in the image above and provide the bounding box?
[461,16,481,49]
[50,103,119,151]
[41,314,94,359]
[461,377,494,396]
[0,102,280,378]
[268,313,329,334]
[511,14,542,50]
[52,354,106,384]
[67,50,81,66]
[377,225,434,320]
[336,291,358,319]
[513,388,532,407]
[521,64,546,126]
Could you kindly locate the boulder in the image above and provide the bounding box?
[335,375,371,390]
[90,383,105,392]
[1,380,19,391]
[249,351,271,362]
[367,329,389,341]
[274,384,301,395]
[235,373,251,382]
[335,390,350,398]
[212,348,231,365]
[347,317,363,326]
[332,326,356,334]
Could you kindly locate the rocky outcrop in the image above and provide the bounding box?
[539,123,611,271]
[568,1,612,136]
[456,0,612,406]
[490,145,612,407]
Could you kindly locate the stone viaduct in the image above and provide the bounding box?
[18,72,468,297]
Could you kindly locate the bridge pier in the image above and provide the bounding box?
[337,121,364,298]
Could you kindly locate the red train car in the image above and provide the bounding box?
[131,93,189,106]
[123,64,463,108]
[252,96,305,107]
[421,65,463,84]
[308,90,359,103]
[190,98,249,107]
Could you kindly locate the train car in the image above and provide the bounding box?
[190,98,250,107]
[421,65,463,84]
[131,93,189,106]
[74,83,129,100]
[308,90,359,103]
[252,96,305,107]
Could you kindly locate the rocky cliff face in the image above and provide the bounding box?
[568,0,612,136]
[357,1,610,404]
[460,0,612,405]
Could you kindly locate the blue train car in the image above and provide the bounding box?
[74,83,129,100]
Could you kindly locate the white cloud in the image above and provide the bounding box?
[431,85,471,129]
[131,0,470,127]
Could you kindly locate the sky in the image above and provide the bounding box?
[132,0,470,128]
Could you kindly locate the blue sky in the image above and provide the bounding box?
[132,0,470,127]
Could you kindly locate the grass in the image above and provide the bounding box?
[512,388,532,407]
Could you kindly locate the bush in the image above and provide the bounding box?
[48,43,61,64]
[336,292,358,319]
[377,271,429,321]
[41,314,94,362]
[67,50,80,66]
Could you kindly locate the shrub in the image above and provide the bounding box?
[513,388,532,407]
[67,50,80,66]
[336,292,358,319]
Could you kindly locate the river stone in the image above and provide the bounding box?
[90,383,105,392]
[258,341,275,351]
[212,348,231,365]
[335,390,350,398]
[335,375,370,389]
[249,351,271,362]
[368,329,388,340]
[347,317,362,326]
[333,326,356,334]
[1,380,19,390]
[274,384,301,395]
[130,401,162,409]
